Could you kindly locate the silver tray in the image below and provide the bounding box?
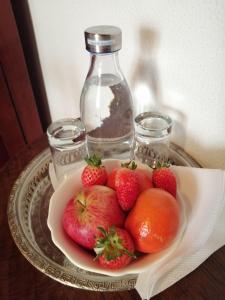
[7,144,201,292]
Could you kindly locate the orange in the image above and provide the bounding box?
[125,188,180,253]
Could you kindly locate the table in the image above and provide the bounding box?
[1,135,225,300]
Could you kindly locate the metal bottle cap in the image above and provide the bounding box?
[84,25,122,53]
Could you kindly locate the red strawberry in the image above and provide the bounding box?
[107,166,153,194]
[81,154,107,187]
[106,169,117,190]
[107,161,139,211]
[94,226,135,269]
[152,162,177,197]
[134,168,153,192]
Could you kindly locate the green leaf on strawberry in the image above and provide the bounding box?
[121,160,137,170]
[94,226,136,269]
[82,154,107,187]
[85,154,102,167]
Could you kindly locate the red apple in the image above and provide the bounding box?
[62,185,125,249]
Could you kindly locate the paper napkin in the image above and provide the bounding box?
[135,166,225,300]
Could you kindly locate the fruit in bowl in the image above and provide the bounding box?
[125,188,180,253]
[62,185,125,249]
[94,226,135,269]
[106,160,153,211]
[47,156,186,276]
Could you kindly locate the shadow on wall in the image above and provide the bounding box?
[131,27,160,116]
[131,26,187,150]
[48,62,81,120]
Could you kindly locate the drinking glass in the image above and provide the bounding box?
[47,118,87,184]
[133,111,173,166]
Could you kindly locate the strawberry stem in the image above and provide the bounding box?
[150,160,171,170]
[94,226,136,261]
[76,192,86,208]
[85,154,102,167]
[121,160,137,170]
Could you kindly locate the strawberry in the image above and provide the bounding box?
[107,161,139,211]
[94,226,135,269]
[107,165,153,194]
[81,154,107,187]
[134,168,153,192]
[106,169,117,190]
[152,162,177,198]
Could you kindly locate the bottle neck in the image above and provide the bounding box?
[87,51,123,79]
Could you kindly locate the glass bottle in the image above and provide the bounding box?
[80,25,134,159]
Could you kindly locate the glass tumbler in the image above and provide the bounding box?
[133,111,172,166]
[47,118,87,183]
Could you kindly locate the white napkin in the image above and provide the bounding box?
[135,166,225,300]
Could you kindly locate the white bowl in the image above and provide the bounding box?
[47,159,186,277]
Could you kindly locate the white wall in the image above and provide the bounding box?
[28,0,225,169]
